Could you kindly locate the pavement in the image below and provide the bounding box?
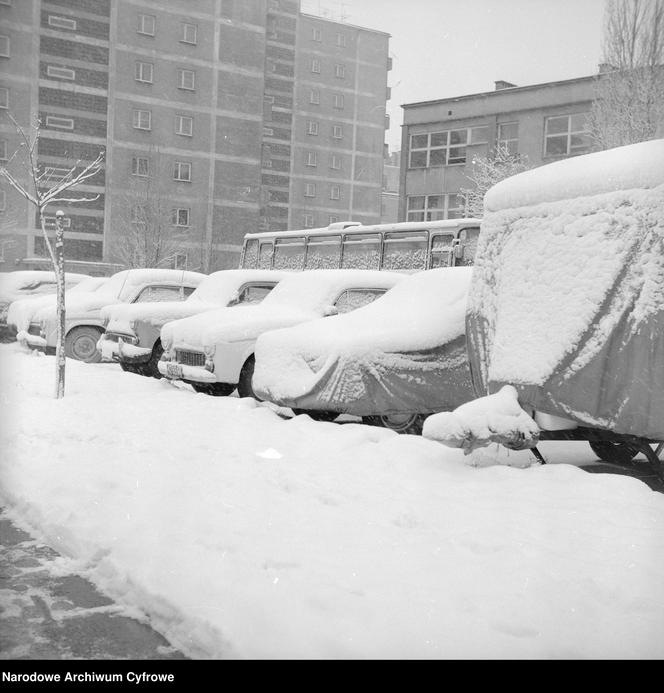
[0,508,186,660]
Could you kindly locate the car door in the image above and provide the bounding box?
[333,288,389,314]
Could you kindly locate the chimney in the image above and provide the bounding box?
[495,80,517,90]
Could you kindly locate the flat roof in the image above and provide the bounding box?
[300,12,391,38]
[402,73,599,110]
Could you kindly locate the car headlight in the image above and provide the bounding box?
[128,319,136,331]
[203,344,215,357]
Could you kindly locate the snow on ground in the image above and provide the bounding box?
[1,342,663,659]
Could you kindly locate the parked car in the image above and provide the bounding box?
[422,138,664,470]
[0,270,90,341]
[23,268,205,362]
[10,276,109,343]
[158,269,405,397]
[252,267,475,432]
[98,269,290,378]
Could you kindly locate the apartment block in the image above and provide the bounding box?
[0,0,390,274]
[399,75,598,222]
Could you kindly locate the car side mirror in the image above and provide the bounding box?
[453,241,464,259]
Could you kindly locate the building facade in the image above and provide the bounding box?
[399,75,599,222]
[0,0,390,274]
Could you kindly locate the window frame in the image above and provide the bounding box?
[330,184,341,200]
[48,15,77,30]
[309,88,320,105]
[304,182,316,198]
[332,125,343,139]
[0,35,9,58]
[408,128,471,168]
[307,120,319,136]
[46,64,75,81]
[334,63,346,79]
[171,207,190,227]
[497,121,519,155]
[332,93,344,110]
[137,13,156,37]
[134,60,154,84]
[544,112,591,158]
[311,58,321,74]
[131,156,149,177]
[0,87,8,109]
[45,115,74,130]
[173,160,192,183]
[177,68,196,91]
[174,114,193,137]
[132,109,152,131]
[180,22,197,45]
[305,151,317,167]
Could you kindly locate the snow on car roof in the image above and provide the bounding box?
[99,268,206,301]
[0,270,89,297]
[191,269,291,304]
[484,138,664,212]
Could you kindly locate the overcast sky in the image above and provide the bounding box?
[301,0,607,150]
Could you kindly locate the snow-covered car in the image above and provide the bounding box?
[23,268,205,362]
[9,276,109,344]
[158,269,405,397]
[252,268,475,432]
[0,270,90,341]
[98,269,290,378]
[423,138,664,470]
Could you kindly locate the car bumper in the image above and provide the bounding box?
[98,336,150,364]
[18,330,48,351]
[157,360,217,383]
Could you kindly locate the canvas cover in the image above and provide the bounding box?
[467,141,664,440]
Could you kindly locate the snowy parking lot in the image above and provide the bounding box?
[1,343,663,659]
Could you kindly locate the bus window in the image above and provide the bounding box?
[456,227,480,266]
[258,241,274,270]
[305,235,342,269]
[242,239,259,269]
[382,230,428,271]
[341,233,381,270]
[429,233,455,268]
[274,237,306,270]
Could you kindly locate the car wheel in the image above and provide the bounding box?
[65,326,103,363]
[292,408,338,422]
[146,341,164,379]
[589,441,640,465]
[237,355,261,400]
[362,413,425,435]
[191,382,235,397]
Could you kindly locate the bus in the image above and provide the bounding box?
[239,218,482,273]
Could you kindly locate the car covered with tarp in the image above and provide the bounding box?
[253,267,475,433]
[423,138,664,469]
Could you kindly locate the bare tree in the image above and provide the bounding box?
[589,0,664,149]
[0,115,104,398]
[459,146,531,218]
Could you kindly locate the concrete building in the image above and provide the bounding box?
[399,74,599,222]
[0,0,390,273]
[380,147,399,223]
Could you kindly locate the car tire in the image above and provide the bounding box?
[362,413,426,435]
[145,341,164,379]
[65,326,103,363]
[589,440,640,465]
[237,355,260,400]
[191,382,235,397]
[291,408,338,422]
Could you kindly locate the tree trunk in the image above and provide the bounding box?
[54,214,66,399]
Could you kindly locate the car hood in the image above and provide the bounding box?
[102,299,221,334]
[162,304,318,351]
[35,292,122,323]
[7,295,58,330]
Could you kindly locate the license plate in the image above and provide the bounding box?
[166,363,183,379]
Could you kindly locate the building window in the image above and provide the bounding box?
[181,22,197,44]
[175,114,193,136]
[137,13,156,36]
[304,182,316,197]
[0,87,7,109]
[133,109,151,130]
[172,208,190,227]
[409,128,469,168]
[173,161,192,182]
[0,139,7,162]
[174,253,188,269]
[336,33,346,47]
[309,88,320,105]
[45,115,74,130]
[470,125,489,144]
[307,120,319,136]
[306,151,317,167]
[406,194,465,221]
[333,93,344,109]
[330,185,340,200]
[131,156,149,177]
[544,113,591,157]
[46,65,75,81]
[303,213,314,228]
[0,35,9,57]
[0,190,5,212]
[43,214,71,228]
[334,64,345,79]
[497,122,519,155]
[311,58,321,74]
[330,154,342,170]
[48,15,77,30]
[131,205,146,227]
[332,125,343,139]
[329,215,339,224]
[134,61,153,83]
[312,27,322,41]
[177,68,196,91]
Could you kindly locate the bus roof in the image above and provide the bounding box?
[243,218,482,241]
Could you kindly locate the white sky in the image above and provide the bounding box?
[301,0,607,150]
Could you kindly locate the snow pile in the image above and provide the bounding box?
[1,344,664,659]
[161,270,403,351]
[253,268,474,415]
[423,385,540,452]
